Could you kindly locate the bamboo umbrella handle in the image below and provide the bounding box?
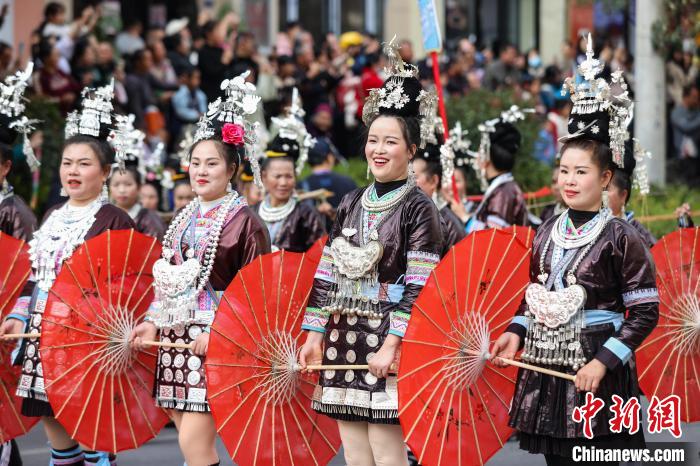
[2,333,40,339]
[296,363,398,372]
[141,340,194,350]
[498,356,576,382]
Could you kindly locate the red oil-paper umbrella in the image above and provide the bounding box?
[399,229,534,466]
[206,241,341,466]
[505,225,536,249]
[637,227,700,422]
[0,233,38,443]
[40,229,169,452]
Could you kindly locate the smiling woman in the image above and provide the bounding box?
[298,38,443,466]
[129,72,270,466]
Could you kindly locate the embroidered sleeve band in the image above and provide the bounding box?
[622,288,659,307]
[602,337,632,365]
[313,246,336,283]
[302,307,329,333]
[389,310,411,337]
[405,250,440,287]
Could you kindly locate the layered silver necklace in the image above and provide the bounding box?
[258,196,297,224]
[151,192,239,328]
[522,208,613,370]
[29,197,105,291]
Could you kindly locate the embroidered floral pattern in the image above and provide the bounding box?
[302,307,330,333]
[389,311,411,337]
[622,288,659,307]
[314,246,335,282]
[405,250,440,286]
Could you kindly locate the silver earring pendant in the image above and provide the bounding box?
[226,182,233,193]
[408,161,416,184]
[60,187,67,197]
[366,164,371,181]
[602,189,609,210]
[621,203,626,218]
[1,179,9,192]
[100,183,109,203]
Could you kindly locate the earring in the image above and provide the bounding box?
[408,161,416,184]
[100,183,109,203]
[226,182,233,193]
[602,189,609,210]
[366,164,371,181]
[621,202,626,218]
[1,178,9,192]
[60,187,67,197]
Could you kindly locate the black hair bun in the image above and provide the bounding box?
[622,139,637,176]
[377,77,423,120]
[490,121,521,154]
[0,114,18,145]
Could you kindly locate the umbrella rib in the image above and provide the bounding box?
[411,302,461,347]
[61,353,107,431]
[457,380,463,466]
[115,230,132,308]
[205,362,269,369]
[49,286,111,335]
[689,355,700,421]
[117,375,138,450]
[210,326,271,364]
[42,340,104,349]
[481,250,530,318]
[465,233,475,314]
[209,372,267,400]
[401,367,453,437]
[485,282,529,327]
[80,243,110,325]
[396,354,452,384]
[638,330,680,353]
[124,236,158,309]
[0,379,28,436]
[287,398,321,466]
[288,285,314,334]
[42,317,106,339]
[279,402,295,465]
[291,395,338,453]
[91,371,109,450]
[478,369,511,410]
[402,339,459,351]
[473,383,505,448]
[230,391,265,458]
[219,293,259,347]
[123,368,158,437]
[276,251,284,332]
[416,374,455,465]
[475,232,516,312]
[652,339,681,397]
[465,379,484,466]
[483,365,516,384]
[662,240,682,300]
[253,398,270,466]
[105,232,113,314]
[257,256,271,334]
[669,346,683,399]
[237,271,266,340]
[451,247,459,325]
[431,272,467,343]
[0,241,21,292]
[436,385,458,466]
[282,252,306,331]
[127,283,155,323]
[470,230,495,312]
[45,343,113,389]
[0,267,31,314]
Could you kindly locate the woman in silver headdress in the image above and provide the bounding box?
[490,36,659,466]
[130,72,269,466]
[0,81,134,466]
[298,39,443,466]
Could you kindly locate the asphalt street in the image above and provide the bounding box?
[15,399,699,465]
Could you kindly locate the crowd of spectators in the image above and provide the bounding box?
[0,1,698,212]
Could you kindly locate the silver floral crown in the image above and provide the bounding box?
[473,105,533,190]
[109,114,144,172]
[193,71,263,188]
[269,87,316,175]
[361,36,438,148]
[65,80,115,139]
[1,62,42,172]
[562,34,632,168]
[631,138,650,196]
[441,121,474,189]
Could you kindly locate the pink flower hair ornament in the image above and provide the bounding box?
[221,123,245,146]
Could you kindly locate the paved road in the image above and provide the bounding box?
[15,403,699,465]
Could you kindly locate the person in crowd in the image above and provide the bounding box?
[172,67,207,125]
[115,19,146,56]
[670,84,700,182]
[172,179,195,211]
[37,40,80,114]
[124,49,158,130]
[198,14,238,103]
[109,165,166,240]
[483,42,521,90]
[140,181,160,211]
